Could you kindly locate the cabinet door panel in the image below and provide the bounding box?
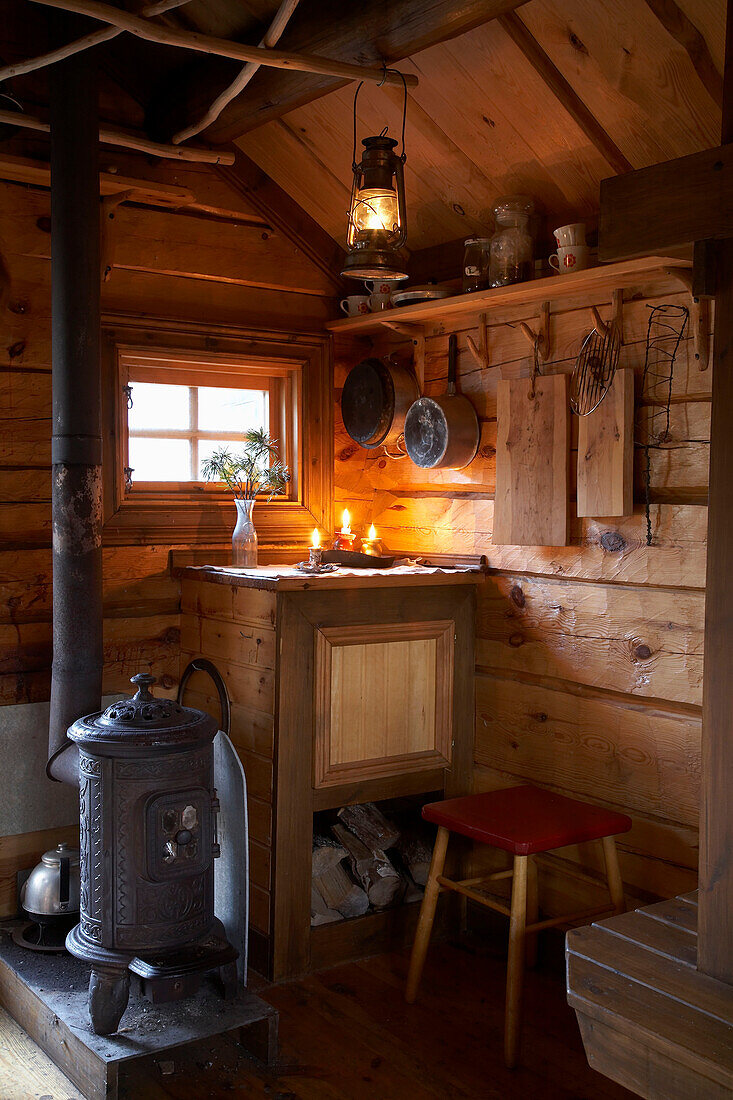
[314,621,454,788]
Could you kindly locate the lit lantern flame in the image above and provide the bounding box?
[311,528,320,549]
[368,524,377,540]
[341,509,351,534]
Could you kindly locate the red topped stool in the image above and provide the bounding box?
[405,785,632,1068]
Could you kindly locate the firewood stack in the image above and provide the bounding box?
[311,803,434,925]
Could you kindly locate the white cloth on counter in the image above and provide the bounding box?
[190,562,477,579]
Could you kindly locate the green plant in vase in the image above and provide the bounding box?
[201,428,290,567]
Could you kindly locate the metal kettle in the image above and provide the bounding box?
[20,842,80,922]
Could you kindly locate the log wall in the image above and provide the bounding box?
[0,158,334,914]
[334,277,709,913]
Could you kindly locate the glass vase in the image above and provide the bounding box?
[232,498,258,568]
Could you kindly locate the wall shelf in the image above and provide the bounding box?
[325,256,693,336]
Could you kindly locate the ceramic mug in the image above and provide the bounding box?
[549,245,589,273]
[369,292,392,312]
[364,280,394,296]
[554,222,587,248]
[340,294,370,316]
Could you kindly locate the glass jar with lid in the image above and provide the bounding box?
[489,196,535,288]
[462,237,492,293]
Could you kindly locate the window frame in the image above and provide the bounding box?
[102,315,332,547]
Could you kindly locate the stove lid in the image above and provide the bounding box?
[68,673,217,748]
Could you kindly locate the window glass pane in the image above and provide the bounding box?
[128,381,190,431]
[129,437,191,481]
[198,386,268,432]
[197,438,260,482]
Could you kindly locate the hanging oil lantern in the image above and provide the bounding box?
[341,76,409,282]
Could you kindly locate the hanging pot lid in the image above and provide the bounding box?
[68,673,217,750]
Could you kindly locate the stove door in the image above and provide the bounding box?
[146,789,212,881]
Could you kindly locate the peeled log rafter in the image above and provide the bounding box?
[331,823,403,910]
[172,0,301,145]
[0,109,234,165]
[0,0,191,81]
[29,0,418,89]
[337,803,401,851]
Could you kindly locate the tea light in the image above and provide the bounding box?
[334,508,357,551]
[308,528,323,568]
[361,523,383,557]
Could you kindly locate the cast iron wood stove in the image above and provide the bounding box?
[66,673,238,1035]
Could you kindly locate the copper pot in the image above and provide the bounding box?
[341,357,419,449]
[403,335,479,469]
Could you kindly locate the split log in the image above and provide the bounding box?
[310,885,342,927]
[337,803,400,851]
[331,823,403,910]
[312,858,369,920]
[396,824,434,887]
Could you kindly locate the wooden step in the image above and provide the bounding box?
[566,891,733,1100]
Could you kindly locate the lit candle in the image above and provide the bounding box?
[308,528,323,567]
[361,523,383,557]
[334,508,357,551]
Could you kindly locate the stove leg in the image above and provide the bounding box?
[89,965,130,1035]
[218,960,238,999]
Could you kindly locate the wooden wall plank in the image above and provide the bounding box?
[475,672,701,824]
[475,574,704,706]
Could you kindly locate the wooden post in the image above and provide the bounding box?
[698,0,733,986]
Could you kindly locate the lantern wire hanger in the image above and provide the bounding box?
[341,67,410,282]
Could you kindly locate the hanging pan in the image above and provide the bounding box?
[341,356,420,449]
[403,334,480,469]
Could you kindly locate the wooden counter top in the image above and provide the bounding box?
[175,564,484,592]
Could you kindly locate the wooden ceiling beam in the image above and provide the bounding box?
[215,148,346,293]
[497,12,633,177]
[642,0,723,108]
[146,0,531,144]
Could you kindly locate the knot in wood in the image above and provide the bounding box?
[530,711,548,723]
[510,584,526,608]
[36,215,51,234]
[568,30,588,54]
[600,531,626,553]
[634,643,653,661]
[8,340,25,359]
[508,633,524,648]
[479,445,496,459]
[338,445,357,461]
[8,299,29,314]
[163,627,181,645]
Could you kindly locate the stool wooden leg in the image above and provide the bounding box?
[602,836,625,915]
[405,826,449,1004]
[525,855,539,968]
[504,853,528,1069]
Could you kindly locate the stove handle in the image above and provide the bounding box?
[178,658,231,736]
[212,791,221,859]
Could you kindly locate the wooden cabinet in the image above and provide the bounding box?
[178,568,479,979]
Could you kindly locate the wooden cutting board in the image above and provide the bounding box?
[494,374,569,546]
[577,368,634,517]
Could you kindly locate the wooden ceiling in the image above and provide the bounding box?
[0,0,725,255]
[235,0,725,251]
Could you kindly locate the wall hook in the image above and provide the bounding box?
[663,267,709,370]
[381,319,425,391]
[590,289,624,341]
[519,301,550,361]
[467,312,489,370]
[100,190,135,282]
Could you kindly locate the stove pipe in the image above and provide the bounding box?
[47,55,103,785]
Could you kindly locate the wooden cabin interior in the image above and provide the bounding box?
[0,0,731,1096]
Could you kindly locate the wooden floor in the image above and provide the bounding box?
[2,933,635,1100]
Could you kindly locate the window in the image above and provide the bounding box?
[102,318,332,546]
[127,381,271,484]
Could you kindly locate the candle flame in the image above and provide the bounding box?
[341,508,351,534]
[368,524,377,539]
[311,528,320,549]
